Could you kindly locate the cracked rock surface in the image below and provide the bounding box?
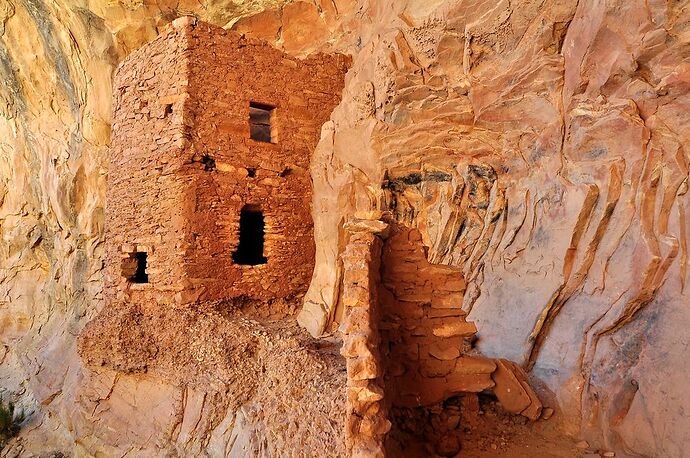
[0,0,688,457]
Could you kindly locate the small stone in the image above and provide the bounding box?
[428,343,461,360]
[172,16,197,29]
[340,334,370,358]
[575,440,590,449]
[435,434,461,457]
[430,292,463,309]
[602,452,615,457]
[541,407,554,420]
[359,416,392,436]
[347,356,379,380]
[349,384,384,402]
[445,414,461,430]
[432,319,477,337]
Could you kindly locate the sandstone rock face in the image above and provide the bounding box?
[0,0,688,457]
[297,0,690,456]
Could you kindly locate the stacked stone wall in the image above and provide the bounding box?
[336,218,545,455]
[106,25,193,310]
[178,22,348,302]
[379,225,497,407]
[339,218,391,457]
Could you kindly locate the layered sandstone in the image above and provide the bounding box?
[295,1,690,456]
[0,1,688,457]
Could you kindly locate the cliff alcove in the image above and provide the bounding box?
[0,1,688,457]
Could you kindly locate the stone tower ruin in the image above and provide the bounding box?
[105,18,348,310]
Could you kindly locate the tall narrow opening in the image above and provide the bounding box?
[233,205,268,265]
[133,252,149,283]
[249,102,275,143]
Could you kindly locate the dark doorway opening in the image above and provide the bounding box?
[233,205,268,265]
[129,252,149,283]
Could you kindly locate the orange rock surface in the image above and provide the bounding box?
[0,0,688,457]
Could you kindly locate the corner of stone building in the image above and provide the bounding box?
[339,214,391,456]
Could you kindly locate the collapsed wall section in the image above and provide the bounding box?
[336,215,546,455]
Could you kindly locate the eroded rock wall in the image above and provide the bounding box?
[0,0,688,457]
[296,0,690,456]
[0,0,346,454]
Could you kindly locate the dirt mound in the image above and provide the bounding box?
[77,299,347,455]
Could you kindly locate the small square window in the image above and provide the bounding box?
[249,102,275,143]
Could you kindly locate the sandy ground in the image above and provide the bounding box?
[459,398,585,458]
[387,394,613,458]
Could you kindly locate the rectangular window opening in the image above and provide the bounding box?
[249,102,275,143]
[123,251,149,283]
[233,205,268,266]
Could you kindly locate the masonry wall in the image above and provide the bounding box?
[108,20,348,309]
[379,225,497,408]
[106,26,193,310]
[339,220,391,457]
[178,22,349,302]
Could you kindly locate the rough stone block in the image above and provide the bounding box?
[341,334,374,358]
[391,300,425,319]
[430,292,463,309]
[491,359,532,415]
[452,356,496,375]
[427,307,465,318]
[432,319,477,337]
[420,357,456,377]
[427,342,461,361]
[348,356,380,381]
[445,372,495,394]
[348,383,384,403]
